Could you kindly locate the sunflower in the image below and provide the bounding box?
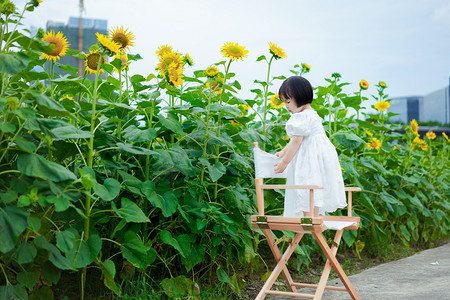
[96,32,121,55]
[109,26,135,52]
[301,63,311,71]
[426,131,436,140]
[221,42,248,61]
[184,53,194,66]
[59,95,74,102]
[205,66,219,78]
[113,53,129,72]
[442,132,450,143]
[365,131,373,136]
[206,78,223,94]
[41,30,70,62]
[156,44,173,58]
[167,63,183,88]
[412,136,428,151]
[268,42,286,59]
[239,104,250,111]
[1,1,15,15]
[410,119,419,135]
[359,79,369,90]
[366,137,382,150]
[270,93,284,109]
[374,101,390,112]
[378,81,387,88]
[85,50,105,74]
[157,51,183,76]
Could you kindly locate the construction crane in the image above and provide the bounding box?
[77,0,84,76]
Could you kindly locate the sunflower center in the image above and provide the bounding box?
[113,33,128,48]
[87,53,102,70]
[45,37,63,56]
[230,46,240,54]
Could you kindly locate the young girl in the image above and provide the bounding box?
[274,76,347,217]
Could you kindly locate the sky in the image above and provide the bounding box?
[13,0,450,105]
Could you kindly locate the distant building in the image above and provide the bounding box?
[46,17,107,77]
[389,79,450,125]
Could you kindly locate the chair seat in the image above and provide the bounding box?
[251,215,360,232]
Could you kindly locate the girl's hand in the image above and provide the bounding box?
[274,160,288,173]
[275,151,284,158]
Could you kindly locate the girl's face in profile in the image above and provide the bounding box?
[282,97,301,114]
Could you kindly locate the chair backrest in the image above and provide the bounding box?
[253,142,360,217]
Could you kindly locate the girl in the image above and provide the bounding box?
[274,76,346,217]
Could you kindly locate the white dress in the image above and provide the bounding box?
[283,109,347,217]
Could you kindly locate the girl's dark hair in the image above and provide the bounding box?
[278,76,313,107]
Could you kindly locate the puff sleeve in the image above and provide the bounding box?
[286,112,311,137]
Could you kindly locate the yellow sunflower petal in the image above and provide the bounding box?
[41,30,70,62]
[108,26,135,52]
[221,42,248,61]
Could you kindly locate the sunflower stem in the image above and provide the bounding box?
[50,60,55,98]
[81,54,102,300]
[213,60,232,198]
[262,55,274,148]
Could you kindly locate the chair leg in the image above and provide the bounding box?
[313,230,344,300]
[262,229,298,293]
[312,232,359,300]
[255,232,304,300]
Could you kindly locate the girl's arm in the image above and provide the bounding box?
[274,136,303,173]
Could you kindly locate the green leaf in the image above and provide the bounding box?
[117,142,157,155]
[161,276,199,298]
[37,118,94,139]
[158,113,185,135]
[0,190,17,204]
[15,135,37,152]
[256,55,266,62]
[379,191,402,205]
[0,120,16,133]
[87,234,102,262]
[113,198,149,223]
[0,206,29,253]
[34,236,75,270]
[67,239,91,268]
[120,231,148,268]
[180,245,205,272]
[17,270,39,289]
[31,90,68,114]
[0,284,28,300]
[399,224,411,241]
[0,52,30,74]
[99,260,119,294]
[217,267,231,284]
[27,215,41,233]
[198,157,226,182]
[17,154,76,182]
[57,63,79,74]
[122,125,157,143]
[15,243,37,264]
[160,231,184,256]
[153,146,197,177]
[334,131,365,151]
[56,230,76,254]
[141,181,177,217]
[93,178,121,201]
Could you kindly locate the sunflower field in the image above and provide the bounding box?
[1,1,449,299]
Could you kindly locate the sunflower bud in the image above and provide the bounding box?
[29,0,42,8]
[5,97,19,111]
[36,27,45,40]
[1,1,16,15]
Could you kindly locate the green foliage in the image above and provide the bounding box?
[0,3,449,299]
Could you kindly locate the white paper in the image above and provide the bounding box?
[253,148,288,178]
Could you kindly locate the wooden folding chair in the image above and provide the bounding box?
[251,142,361,300]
